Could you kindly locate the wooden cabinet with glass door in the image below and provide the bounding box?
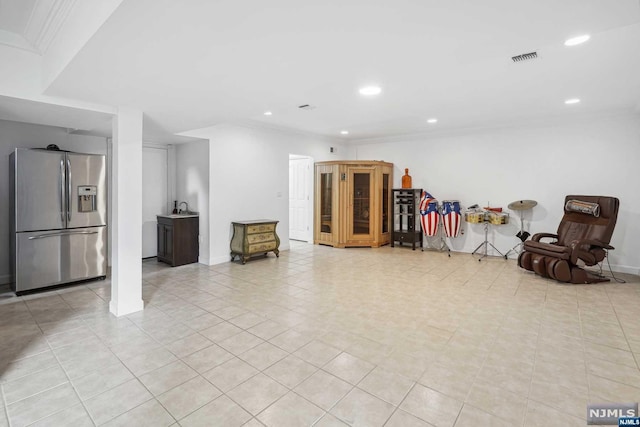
[314,161,393,248]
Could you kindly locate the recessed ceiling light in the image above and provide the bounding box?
[564,34,590,46]
[340,130,349,135]
[264,111,272,116]
[427,118,438,124]
[565,98,581,105]
[359,86,382,96]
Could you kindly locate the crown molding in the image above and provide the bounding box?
[0,28,39,53]
[24,0,77,54]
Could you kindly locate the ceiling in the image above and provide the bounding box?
[4,0,640,141]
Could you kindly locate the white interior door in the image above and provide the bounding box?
[289,156,312,241]
[142,147,168,258]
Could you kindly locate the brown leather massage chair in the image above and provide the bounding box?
[518,195,619,284]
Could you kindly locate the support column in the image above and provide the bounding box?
[110,107,144,316]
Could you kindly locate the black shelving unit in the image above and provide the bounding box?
[392,188,423,250]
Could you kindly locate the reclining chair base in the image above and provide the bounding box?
[518,252,609,284]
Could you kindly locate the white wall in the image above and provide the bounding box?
[42,0,125,90]
[142,145,169,257]
[0,45,42,99]
[184,124,345,264]
[0,119,107,284]
[352,113,640,274]
[176,140,210,263]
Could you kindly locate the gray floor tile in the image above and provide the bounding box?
[179,395,251,427]
[84,378,153,425]
[7,383,79,427]
[101,399,175,427]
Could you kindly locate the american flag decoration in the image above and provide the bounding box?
[442,201,462,237]
[419,191,439,236]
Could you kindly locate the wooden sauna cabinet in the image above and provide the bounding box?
[314,160,393,248]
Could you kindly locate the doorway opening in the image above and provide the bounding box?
[289,154,313,242]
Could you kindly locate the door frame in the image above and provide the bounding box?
[288,154,314,243]
[142,143,175,258]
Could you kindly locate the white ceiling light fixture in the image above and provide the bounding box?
[564,34,590,46]
[359,86,382,96]
[565,98,581,105]
[264,111,273,116]
[427,118,438,124]
[340,130,349,135]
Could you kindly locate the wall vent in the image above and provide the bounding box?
[512,51,537,62]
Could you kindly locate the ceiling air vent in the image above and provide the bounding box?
[298,104,316,111]
[512,51,537,63]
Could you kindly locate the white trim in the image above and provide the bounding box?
[0,29,39,53]
[607,264,640,276]
[167,145,176,214]
[25,0,77,54]
[142,142,170,149]
[109,299,144,317]
[288,155,314,243]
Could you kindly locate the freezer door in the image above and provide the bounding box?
[14,227,107,293]
[67,153,107,228]
[14,149,67,232]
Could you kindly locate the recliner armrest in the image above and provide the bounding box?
[570,239,614,250]
[532,232,558,242]
[569,239,614,264]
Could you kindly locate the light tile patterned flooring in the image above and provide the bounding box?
[1,242,639,426]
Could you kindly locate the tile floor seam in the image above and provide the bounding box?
[0,385,9,426]
[585,285,620,402]
[376,378,418,426]
[461,401,522,427]
[94,395,158,426]
[383,381,417,426]
[47,337,96,427]
[521,281,546,427]
[253,389,326,426]
[602,282,640,372]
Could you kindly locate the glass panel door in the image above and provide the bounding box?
[320,172,333,233]
[352,172,371,235]
[382,173,389,233]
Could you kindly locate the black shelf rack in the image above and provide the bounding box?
[391,188,423,250]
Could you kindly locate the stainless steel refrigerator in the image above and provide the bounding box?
[10,148,107,294]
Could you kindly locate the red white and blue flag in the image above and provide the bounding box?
[419,191,439,236]
[442,201,461,237]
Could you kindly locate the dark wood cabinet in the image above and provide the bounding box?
[392,188,423,250]
[157,215,199,266]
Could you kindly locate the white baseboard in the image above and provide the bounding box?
[109,299,144,317]
[198,256,212,266]
[210,254,232,265]
[607,264,640,276]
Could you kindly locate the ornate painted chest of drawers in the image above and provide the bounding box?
[230,220,280,264]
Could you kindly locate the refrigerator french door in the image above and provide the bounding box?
[10,148,107,294]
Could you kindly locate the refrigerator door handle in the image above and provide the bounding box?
[28,230,100,240]
[60,159,66,223]
[66,157,72,222]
